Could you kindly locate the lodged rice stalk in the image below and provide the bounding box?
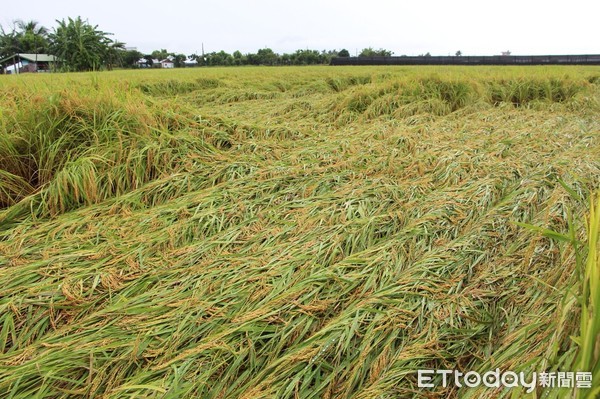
[0,65,599,398]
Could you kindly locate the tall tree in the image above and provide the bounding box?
[122,49,143,68]
[359,47,393,57]
[151,49,171,60]
[0,24,19,59]
[172,53,188,67]
[255,48,278,65]
[0,20,49,59]
[338,49,350,57]
[104,41,126,70]
[291,49,321,65]
[48,17,116,71]
[232,51,245,65]
[16,20,49,54]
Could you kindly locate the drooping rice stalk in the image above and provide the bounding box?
[0,65,598,398]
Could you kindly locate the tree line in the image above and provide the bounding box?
[0,18,125,71]
[0,17,395,71]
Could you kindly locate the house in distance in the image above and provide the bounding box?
[0,53,59,74]
[160,58,174,68]
[136,58,175,68]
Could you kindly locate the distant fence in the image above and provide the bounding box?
[331,54,600,66]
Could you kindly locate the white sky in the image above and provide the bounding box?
[2,0,599,56]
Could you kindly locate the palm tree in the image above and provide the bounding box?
[15,20,49,54]
[16,20,48,37]
[0,20,49,59]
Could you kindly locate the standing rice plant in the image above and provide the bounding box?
[485,78,586,107]
[573,192,600,397]
[419,78,475,111]
[515,186,600,398]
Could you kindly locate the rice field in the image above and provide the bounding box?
[0,65,599,398]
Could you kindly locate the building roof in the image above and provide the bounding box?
[0,53,58,64]
[160,59,174,63]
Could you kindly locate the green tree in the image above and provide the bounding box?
[104,41,126,70]
[0,24,19,59]
[232,50,245,66]
[280,53,292,65]
[122,49,143,68]
[338,49,350,57]
[255,48,278,65]
[291,49,320,65]
[359,47,393,57]
[151,49,171,61]
[173,53,187,67]
[16,20,49,54]
[215,51,234,66]
[143,55,155,67]
[0,20,49,59]
[49,17,118,71]
[320,49,339,64]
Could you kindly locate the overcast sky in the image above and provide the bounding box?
[2,0,599,56]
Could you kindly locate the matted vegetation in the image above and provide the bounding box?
[0,66,599,398]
